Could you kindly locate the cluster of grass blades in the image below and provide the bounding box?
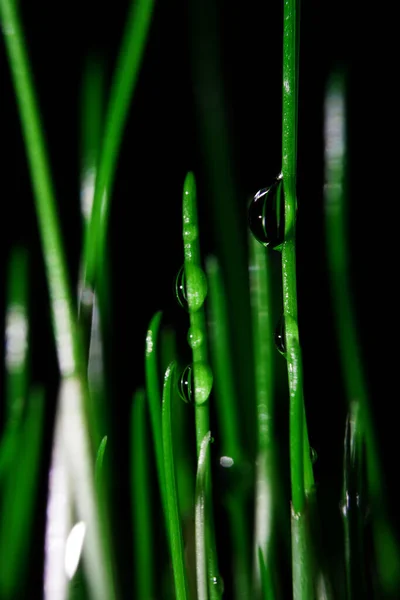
[1,0,399,599]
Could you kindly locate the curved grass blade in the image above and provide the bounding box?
[95,435,108,484]
[195,431,212,600]
[0,386,44,598]
[206,254,251,600]
[324,71,400,595]
[0,4,117,596]
[162,362,189,600]
[131,388,154,600]
[182,172,221,599]
[83,0,155,288]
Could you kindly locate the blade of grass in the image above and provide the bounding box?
[182,172,221,599]
[195,431,212,600]
[0,386,45,598]
[95,435,108,485]
[162,361,189,600]
[0,3,117,596]
[83,0,155,288]
[258,546,275,600]
[131,388,154,600]
[206,254,251,600]
[324,71,400,595]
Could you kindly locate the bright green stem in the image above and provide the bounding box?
[206,254,250,600]
[131,388,154,600]
[5,247,29,424]
[145,311,169,535]
[0,387,44,598]
[182,172,221,598]
[324,73,400,594]
[291,507,314,600]
[162,362,189,600]
[258,547,275,600]
[84,0,154,287]
[95,435,108,485]
[195,431,212,600]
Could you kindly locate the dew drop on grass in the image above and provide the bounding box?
[175,265,208,312]
[310,447,318,464]
[187,326,204,349]
[183,223,198,242]
[274,315,287,356]
[178,362,213,405]
[211,575,225,595]
[248,174,285,250]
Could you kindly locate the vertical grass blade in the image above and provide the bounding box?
[0,386,45,598]
[83,0,155,287]
[258,546,275,600]
[181,172,221,599]
[162,362,189,600]
[324,72,400,595]
[195,431,212,600]
[206,254,250,600]
[131,388,154,600]
[95,435,108,485]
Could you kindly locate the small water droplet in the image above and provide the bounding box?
[183,224,198,242]
[187,327,203,349]
[174,265,208,312]
[248,175,285,250]
[310,447,318,464]
[220,456,234,468]
[211,575,225,595]
[274,315,286,356]
[178,362,213,405]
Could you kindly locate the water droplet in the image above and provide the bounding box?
[178,362,213,405]
[174,265,208,312]
[211,575,225,595]
[310,447,318,464]
[248,175,285,250]
[187,327,203,349]
[220,456,234,468]
[183,224,198,242]
[274,315,286,356]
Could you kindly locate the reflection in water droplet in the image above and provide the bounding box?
[310,447,318,464]
[248,175,285,250]
[274,315,286,356]
[178,362,213,405]
[187,327,204,349]
[174,265,208,312]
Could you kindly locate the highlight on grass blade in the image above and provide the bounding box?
[162,361,189,600]
[95,435,108,485]
[195,431,212,600]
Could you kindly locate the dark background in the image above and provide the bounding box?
[1,0,397,597]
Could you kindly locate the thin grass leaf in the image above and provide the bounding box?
[206,254,251,600]
[162,362,189,600]
[195,431,212,600]
[181,172,221,599]
[324,71,400,595]
[131,388,154,600]
[83,0,155,288]
[258,547,275,600]
[0,386,45,598]
[95,435,108,484]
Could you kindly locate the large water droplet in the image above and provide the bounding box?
[248,175,285,250]
[174,265,208,312]
[178,362,213,405]
[274,315,286,356]
[187,326,204,349]
[211,575,225,596]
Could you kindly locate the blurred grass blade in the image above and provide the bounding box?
[341,401,367,600]
[258,547,274,600]
[131,388,154,600]
[162,362,189,600]
[206,254,250,600]
[145,310,170,535]
[83,0,155,287]
[0,386,45,598]
[95,435,108,484]
[5,247,29,424]
[195,431,212,600]
[324,71,400,595]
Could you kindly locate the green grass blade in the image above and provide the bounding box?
[0,386,45,598]
[258,547,275,600]
[4,247,29,424]
[195,431,212,600]
[162,362,189,600]
[181,172,221,598]
[95,435,108,484]
[324,72,400,595]
[206,254,251,600]
[131,388,154,600]
[83,0,155,287]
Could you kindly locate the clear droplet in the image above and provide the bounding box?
[248,174,285,250]
[211,575,225,595]
[310,447,318,464]
[174,265,208,312]
[187,327,204,349]
[274,315,286,356]
[178,362,213,405]
[183,224,198,242]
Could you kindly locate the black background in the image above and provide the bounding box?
[1,0,398,597]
